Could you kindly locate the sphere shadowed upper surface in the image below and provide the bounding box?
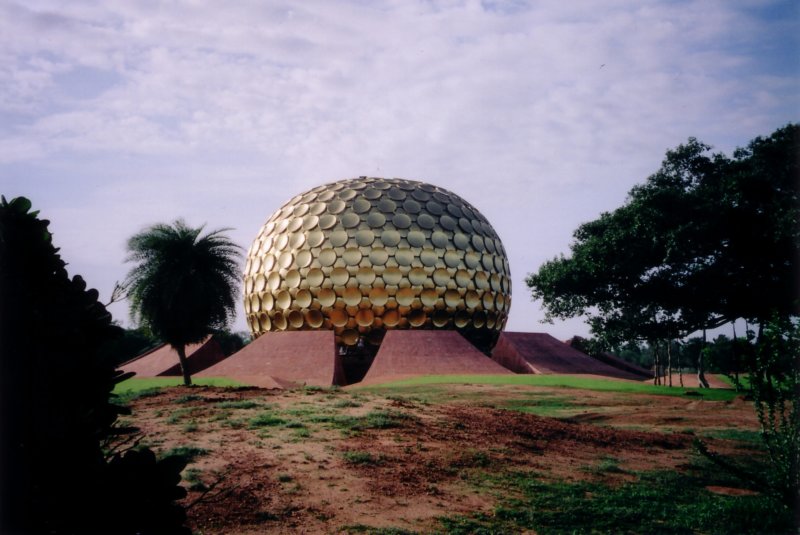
[243,177,512,353]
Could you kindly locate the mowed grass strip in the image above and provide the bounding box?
[361,374,738,401]
[114,376,244,394]
[501,395,576,417]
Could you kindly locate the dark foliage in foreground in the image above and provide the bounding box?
[0,196,189,534]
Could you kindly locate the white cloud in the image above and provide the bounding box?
[0,0,797,337]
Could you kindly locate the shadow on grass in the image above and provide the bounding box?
[439,465,795,534]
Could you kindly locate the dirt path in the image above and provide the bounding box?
[654,373,731,389]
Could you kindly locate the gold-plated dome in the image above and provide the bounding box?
[243,177,511,352]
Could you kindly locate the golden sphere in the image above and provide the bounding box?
[243,177,511,352]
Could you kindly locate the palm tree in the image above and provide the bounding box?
[124,220,242,385]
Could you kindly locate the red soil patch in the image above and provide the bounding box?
[705,486,760,497]
[656,373,731,389]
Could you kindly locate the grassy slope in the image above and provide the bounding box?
[116,374,738,401]
[359,374,739,401]
[116,375,792,533]
[113,377,243,394]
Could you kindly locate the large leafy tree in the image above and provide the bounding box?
[527,124,799,380]
[0,197,189,533]
[124,220,242,385]
[720,126,800,325]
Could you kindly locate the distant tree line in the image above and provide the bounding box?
[573,332,752,381]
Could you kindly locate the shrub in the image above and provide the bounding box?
[0,197,189,533]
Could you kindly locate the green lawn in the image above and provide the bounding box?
[359,374,739,401]
[440,467,793,534]
[116,374,739,402]
[113,376,243,394]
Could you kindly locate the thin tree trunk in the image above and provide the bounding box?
[176,344,192,386]
[667,339,673,387]
[651,341,657,385]
[732,321,739,385]
[678,341,684,387]
[698,329,710,388]
[653,341,660,386]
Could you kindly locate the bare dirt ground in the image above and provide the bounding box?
[125,382,760,534]
[655,373,732,389]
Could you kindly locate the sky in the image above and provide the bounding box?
[1,0,798,339]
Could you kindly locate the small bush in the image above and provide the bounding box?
[283,420,306,429]
[166,408,194,424]
[116,387,163,405]
[248,412,286,429]
[174,394,202,404]
[164,446,209,463]
[182,468,207,492]
[332,399,362,408]
[216,399,260,409]
[292,428,311,439]
[343,451,383,465]
[354,410,412,430]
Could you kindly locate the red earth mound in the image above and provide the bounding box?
[492,332,645,380]
[361,330,511,384]
[119,337,227,377]
[197,331,345,387]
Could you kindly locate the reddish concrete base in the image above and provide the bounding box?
[197,331,345,387]
[119,337,227,377]
[361,330,512,384]
[491,332,643,380]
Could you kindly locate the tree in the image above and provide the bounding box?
[211,328,249,356]
[98,325,160,366]
[0,196,189,533]
[527,124,799,385]
[124,220,242,386]
[719,126,800,326]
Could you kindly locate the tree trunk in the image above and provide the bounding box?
[667,339,673,387]
[653,341,660,385]
[697,329,710,388]
[651,341,657,385]
[176,344,192,386]
[678,341,684,387]
[732,322,739,386]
